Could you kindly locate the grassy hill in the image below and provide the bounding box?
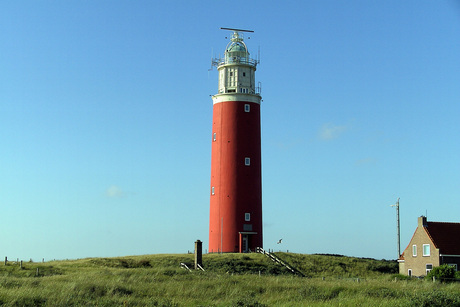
[1,253,459,306]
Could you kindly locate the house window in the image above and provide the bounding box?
[244,104,250,112]
[245,157,250,166]
[408,269,412,277]
[213,133,216,141]
[243,72,246,77]
[245,213,250,221]
[426,264,433,274]
[211,186,215,195]
[230,72,233,76]
[448,264,458,271]
[412,245,417,257]
[423,244,430,256]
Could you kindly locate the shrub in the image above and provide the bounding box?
[367,261,398,274]
[426,264,456,282]
[455,271,460,279]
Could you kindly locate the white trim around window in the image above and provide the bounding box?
[426,263,433,274]
[423,244,430,257]
[412,244,417,257]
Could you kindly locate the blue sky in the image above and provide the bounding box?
[1,1,459,261]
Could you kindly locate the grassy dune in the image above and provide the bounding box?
[1,253,460,306]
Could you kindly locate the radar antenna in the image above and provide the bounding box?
[220,27,254,33]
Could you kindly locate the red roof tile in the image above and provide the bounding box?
[425,222,460,255]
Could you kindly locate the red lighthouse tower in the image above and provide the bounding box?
[209,28,262,253]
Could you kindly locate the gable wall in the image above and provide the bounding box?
[401,226,439,276]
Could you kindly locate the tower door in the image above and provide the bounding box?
[242,235,249,253]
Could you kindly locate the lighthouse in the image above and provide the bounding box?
[209,28,262,253]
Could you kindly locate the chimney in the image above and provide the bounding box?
[418,216,427,227]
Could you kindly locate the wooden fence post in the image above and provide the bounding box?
[20,260,23,269]
[4,257,6,265]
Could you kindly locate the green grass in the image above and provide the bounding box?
[0,253,459,306]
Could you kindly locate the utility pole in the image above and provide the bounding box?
[390,198,400,258]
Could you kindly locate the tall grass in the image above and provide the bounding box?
[1,253,459,306]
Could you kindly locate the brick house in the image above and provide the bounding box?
[399,216,460,277]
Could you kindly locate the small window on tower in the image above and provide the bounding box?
[245,157,250,166]
[230,72,233,77]
[243,72,246,77]
[211,186,215,195]
[244,104,250,112]
[213,133,216,141]
[245,213,250,221]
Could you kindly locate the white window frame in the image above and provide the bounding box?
[423,244,430,257]
[245,157,250,166]
[213,132,216,142]
[245,213,250,221]
[426,263,433,274]
[412,245,417,257]
[244,104,250,112]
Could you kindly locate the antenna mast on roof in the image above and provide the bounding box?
[390,198,401,258]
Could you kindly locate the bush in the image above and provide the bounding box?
[367,261,398,274]
[426,264,456,282]
[456,271,460,279]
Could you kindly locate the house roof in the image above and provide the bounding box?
[425,221,460,255]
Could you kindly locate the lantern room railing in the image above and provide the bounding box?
[212,56,258,68]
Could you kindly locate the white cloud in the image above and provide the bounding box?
[106,185,123,198]
[318,123,348,140]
